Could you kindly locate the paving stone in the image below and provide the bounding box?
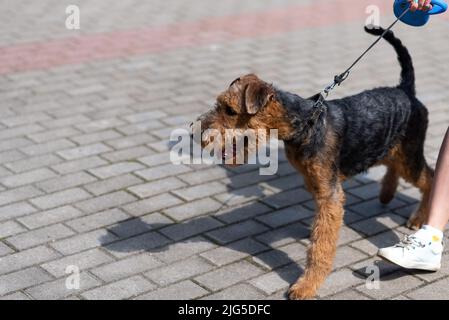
[0,124,43,141]
[0,203,37,223]
[145,256,213,286]
[50,229,118,255]
[106,133,155,149]
[41,248,115,277]
[28,127,81,143]
[178,167,228,185]
[201,238,268,267]
[349,198,407,217]
[0,241,13,257]
[82,275,155,300]
[206,220,269,245]
[350,229,406,256]
[0,220,26,238]
[71,129,122,145]
[42,115,90,129]
[135,163,192,181]
[327,289,371,300]
[52,156,108,174]
[160,216,223,241]
[202,283,266,300]
[172,181,227,201]
[0,245,60,275]
[0,168,57,188]
[124,111,166,123]
[107,212,173,238]
[195,261,264,291]
[347,183,381,200]
[0,149,25,164]
[26,272,101,300]
[91,253,163,282]
[349,213,407,236]
[21,139,76,156]
[5,154,61,173]
[67,208,130,233]
[85,174,143,196]
[0,292,31,300]
[36,172,97,193]
[0,267,53,296]
[317,268,365,298]
[57,143,112,160]
[0,137,33,152]
[261,188,312,209]
[76,118,125,133]
[356,272,424,300]
[332,246,368,269]
[214,202,273,224]
[75,191,136,214]
[252,242,307,270]
[18,206,84,229]
[6,224,75,250]
[153,237,217,264]
[222,171,277,189]
[88,162,144,179]
[406,277,449,300]
[256,205,315,228]
[105,230,171,258]
[351,257,403,278]
[256,222,310,248]
[214,185,273,207]
[249,263,300,295]
[163,198,222,221]
[118,120,164,136]
[122,193,183,216]
[135,280,208,300]
[128,177,187,198]
[102,145,152,163]
[0,186,43,206]
[30,188,91,210]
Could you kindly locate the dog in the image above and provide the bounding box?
[193,26,434,299]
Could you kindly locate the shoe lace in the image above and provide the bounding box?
[395,235,426,250]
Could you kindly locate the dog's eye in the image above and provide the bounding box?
[225,106,237,116]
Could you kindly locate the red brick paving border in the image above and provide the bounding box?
[0,0,398,75]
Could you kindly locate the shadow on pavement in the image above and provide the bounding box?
[100,148,424,296]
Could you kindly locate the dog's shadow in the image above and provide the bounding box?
[100,148,424,298]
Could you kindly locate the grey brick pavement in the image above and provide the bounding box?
[0,0,448,300]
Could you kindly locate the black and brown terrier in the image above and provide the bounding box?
[194,27,434,299]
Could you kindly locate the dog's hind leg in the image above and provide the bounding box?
[406,163,434,229]
[391,142,434,229]
[379,166,400,204]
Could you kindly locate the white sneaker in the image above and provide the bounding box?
[378,225,444,271]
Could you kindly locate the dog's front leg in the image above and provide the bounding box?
[289,181,345,300]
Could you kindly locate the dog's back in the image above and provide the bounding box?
[327,27,428,177]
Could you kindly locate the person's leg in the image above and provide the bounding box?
[378,127,448,271]
[426,127,449,230]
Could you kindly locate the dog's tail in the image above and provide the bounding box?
[364,26,415,96]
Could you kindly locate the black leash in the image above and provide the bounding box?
[312,7,411,111]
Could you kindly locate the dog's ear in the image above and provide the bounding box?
[244,82,273,115]
[229,77,241,87]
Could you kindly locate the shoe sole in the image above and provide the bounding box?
[377,252,440,272]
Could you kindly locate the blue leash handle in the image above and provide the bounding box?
[394,0,447,26]
[428,0,448,14]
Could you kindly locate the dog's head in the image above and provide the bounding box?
[193,74,291,165]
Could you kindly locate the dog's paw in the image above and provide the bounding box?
[288,281,317,300]
[406,212,425,230]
